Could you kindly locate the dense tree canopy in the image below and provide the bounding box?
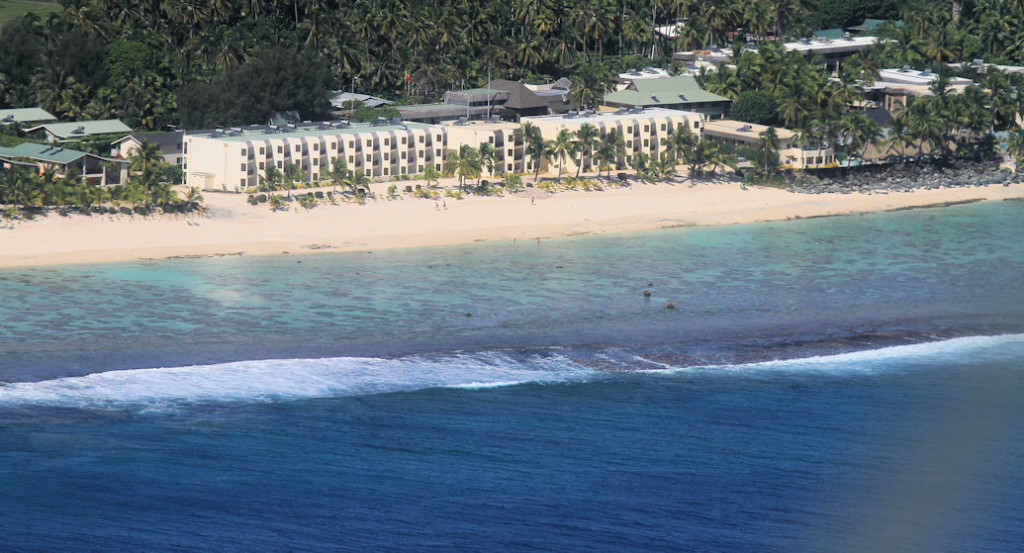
[0,0,1023,137]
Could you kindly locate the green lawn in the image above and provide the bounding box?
[0,0,61,25]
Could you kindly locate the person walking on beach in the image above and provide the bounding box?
[531,196,535,205]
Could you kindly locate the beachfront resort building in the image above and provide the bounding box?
[525,108,705,175]
[603,76,731,120]
[702,120,835,169]
[0,142,128,185]
[444,119,523,177]
[183,108,708,191]
[25,119,132,143]
[111,131,186,167]
[184,121,446,192]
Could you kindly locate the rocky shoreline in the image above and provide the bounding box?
[787,161,1020,195]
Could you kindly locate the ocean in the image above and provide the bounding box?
[2,200,1023,552]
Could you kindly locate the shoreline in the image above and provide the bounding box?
[3,177,1024,269]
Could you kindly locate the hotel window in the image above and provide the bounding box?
[240,179,245,187]
[184,143,188,153]
[488,137,494,143]
[313,143,319,151]
[277,161,283,168]
[401,152,406,159]
[419,136,424,143]
[384,168,389,175]
[331,142,337,150]
[348,156,354,163]
[693,121,699,129]
[384,139,390,146]
[241,148,246,155]
[643,140,649,147]
[365,170,371,176]
[366,155,371,162]
[259,162,264,170]
[435,149,441,156]
[259,147,265,155]
[384,153,389,160]
[277,146,283,154]
[312,173,318,180]
[349,141,354,149]
[401,137,407,144]
[240,163,246,171]
[313,159,318,166]
[436,135,442,142]
[365,140,371,147]
[661,124,666,131]
[418,165,423,172]
[626,141,632,147]
[643,126,649,133]
[626,126,632,133]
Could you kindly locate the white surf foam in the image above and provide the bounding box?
[0,352,595,410]
[641,334,1024,375]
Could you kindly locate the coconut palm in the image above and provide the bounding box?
[544,129,578,179]
[574,123,600,177]
[442,145,482,191]
[756,127,781,175]
[520,122,546,182]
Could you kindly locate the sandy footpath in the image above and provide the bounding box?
[2,177,1023,268]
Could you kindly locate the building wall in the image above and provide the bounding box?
[444,121,523,176]
[524,109,704,174]
[185,125,449,192]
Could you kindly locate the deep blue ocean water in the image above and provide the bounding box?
[2,200,1024,552]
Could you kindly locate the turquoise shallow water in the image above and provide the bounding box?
[1,200,1024,551]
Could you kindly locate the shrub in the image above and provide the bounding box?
[314,191,324,199]
[119,206,133,216]
[256,194,268,203]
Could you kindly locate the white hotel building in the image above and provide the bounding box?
[184,108,706,192]
[185,120,446,192]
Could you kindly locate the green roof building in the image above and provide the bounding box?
[603,76,731,119]
[0,142,128,185]
[0,107,57,125]
[24,119,132,142]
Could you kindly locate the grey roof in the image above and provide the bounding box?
[25,119,132,138]
[331,92,393,109]
[0,107,57,124]
[0,142,104,165]
[486,79,565,110]
[603,76,730,106]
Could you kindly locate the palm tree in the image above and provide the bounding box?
[521,122,546,182]
[544,129,578,179]
[442,145,482,191]
[663,125,697,165]
[478,142,497,179]
[574,123,600,177]
[756,127,781,175]
[597,130,626,177]
[1006,127,1024,172]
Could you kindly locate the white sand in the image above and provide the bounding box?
[2,177,1023,268]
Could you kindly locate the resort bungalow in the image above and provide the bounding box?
[25,119,132,143]
[0,107,57,126]
[602,76,732,120]
[702,120,835,170]
[0,142,128,185]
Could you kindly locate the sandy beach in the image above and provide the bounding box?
[3,177,1024,268]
